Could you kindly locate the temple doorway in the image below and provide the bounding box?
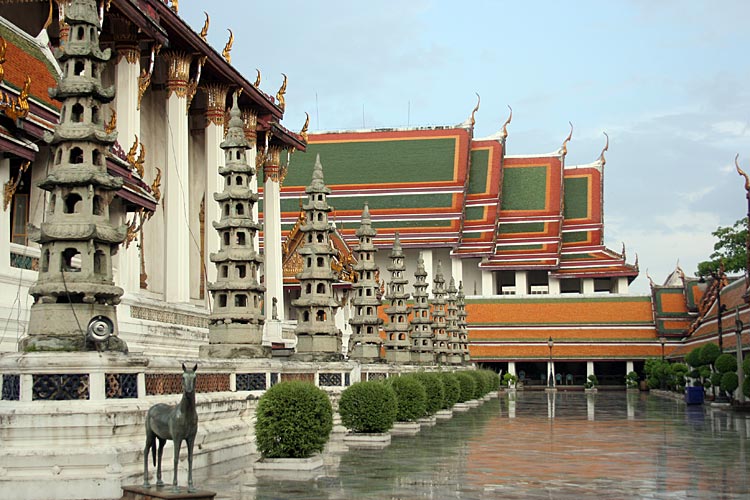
[594,361,627,386]
[554,361,587,385]
[516,361,547,386]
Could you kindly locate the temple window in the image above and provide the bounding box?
[235,294,247,307]
[74,60,85,76]
[235,151,241,160]
[317,234,324,243]
[63,193,83,214]
[235,175,243,186]
[317,194,323,201]
[560,278,581,294]
[398,316,405,323]
[223,204,230,216]
[221,265,228,278]
[237,232,246,246]
[528,270,549,295]
[55,149,62,164]
[367,326,373,334]
[594,278,613,293]
[366,289,371,296]
[316,310,326,321]
[303,311,310,322]
[92,149,102,166]
[93,250,105,275]
[70,147,84,164]
[305,283,312,294]
[223,232,230,246]
[496,270,516,295]
[316,257,324,267]
[226,177,231,186]
[41,250,49,273]
[71,103,84,123]
[219,294,227,307]
[366,306,373,315]
[236,203,244,216]
[307,234,313,243]
[91,106,100,124]
[76,27,84,40]
[307,257,312,267]
[237,265,246,279]
[317,213,323,222]
[91,63,98,78]
[399,333,406,340]
[61,248,81,272]
[316,283,325,294]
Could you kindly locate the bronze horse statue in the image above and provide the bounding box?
[143,363,199,492]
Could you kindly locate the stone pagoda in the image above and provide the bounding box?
[383,232,411,363]
[431,261,450,364]
[409,253,434,364]
[348,203,383,362]
[200,91,266,359]
[457,281,471,363]
[292,155,342,360]
[21,0,127,352]
[446,278,462,365]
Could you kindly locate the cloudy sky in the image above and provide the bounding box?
[182,0,750,294]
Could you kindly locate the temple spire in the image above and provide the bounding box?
[384,231,411,363]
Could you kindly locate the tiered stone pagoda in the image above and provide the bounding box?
[21,0,127,352]
[446,278,462,364]
[409,253,434,364]
[200,91,266,358]
[292,155,342,360]
[457,281,471,363]
[348,203,383,362]
[383,232,411,363]
[432,261,450,364]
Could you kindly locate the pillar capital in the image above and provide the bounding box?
[162,50,192,98]
[240,107,258,142]
[110,14,140,64]
[202,83,229,126]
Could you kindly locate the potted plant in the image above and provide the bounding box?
[503,372,518,390]
[339,381,397,447]
[584,374,599,393]
[625,371,639,391]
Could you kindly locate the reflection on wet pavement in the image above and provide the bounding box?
[199,391,750,499]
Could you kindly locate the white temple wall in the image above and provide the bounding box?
[188,123,206,303]
[461,257,482,296]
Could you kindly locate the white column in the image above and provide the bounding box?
[515,271,528,296]
[507,361,516,376]
[587,361,595,378]
[451,257,463,286]
[548,361,555,386]
[548,276,561,295]
[202,84,229,287]
[616,277,629,294]
[422,249,433,296]
[626,361,634,375]
[481,269,494,296]
[263,157,284,322]
[582,278,595,295]
[114,48,141,294]
[163,52,192,303]
[0,158,11,274]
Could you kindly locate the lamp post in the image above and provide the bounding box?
[547,336,554,388]
[736,308,746,404]
[660,336,666,362]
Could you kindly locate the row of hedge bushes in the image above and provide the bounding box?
[339,370,500,434]
[253,370,501,459]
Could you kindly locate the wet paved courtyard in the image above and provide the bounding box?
[199,391,750,499]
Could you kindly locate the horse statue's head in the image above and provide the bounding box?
[181,363,197,394]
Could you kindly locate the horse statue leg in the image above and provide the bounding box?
[172,437,182,493]
[156,437,166,487]
[143,428,154,488]
[187,435,196,493]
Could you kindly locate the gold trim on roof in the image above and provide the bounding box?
[469,93,480,128]
[3,160,30,211]
[254,69,261,88]
[1,75,31,121]
[735,154,750,191]
[300,112,310,143]
[276,73,287,112]
[104,109,116,134]
[560,121,573,156]
[500,105,512,141]
[0,36,7,83]
[199,12,210,41]
[222,29,233,64]
[598,132,609,166]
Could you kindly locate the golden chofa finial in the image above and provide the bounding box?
[598,131,609,166]
[735,154,750,191]
[170,0,178,14]
[199,12,210,41]
[276,73,287,112]
[500,105,512,141]
[254,69,261,88]
[0,35,6,83]
[560,121,573,156]
[134,141,146,178]
[126,135,139,166]
[151,167,162,203]
[470,93,480,128]
[43,0,54,31]
[104,109,116,134]
[222,29,234,64]
[300,112,310,143]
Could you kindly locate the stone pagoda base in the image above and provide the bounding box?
[385,350,411,363]
[349,343,382,362]
[411,352,435,364]
[293,334,343,362]
[199,323,269,359]
[199,344,270,359]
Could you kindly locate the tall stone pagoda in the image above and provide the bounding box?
[432,261,450,364]
[348,203,383,362]
[383,232,411,363]
[409,253,434,364]
[446,278,462,365]
[292,155,342,360]
[200,91,266,358]
[21,0,127,352]
[457,281,470,363]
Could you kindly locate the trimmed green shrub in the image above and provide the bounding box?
[255,381,333,459]
[670,363,689,392]
[715,354,737,374]
[438,372,460,409]
[466,370,485,398]
[478,370,499,394]
[454,371,476,403]
[721,372,739,395]
[744,356,750,374]
[710,371,723,389]
[412,372,445,416]
[487,370,501,392]
[700,343,721,367]
[584,374,599,389]
[625,371,639,389]
[685,347,703,368]
[502,372,518,388]
[744,375,750,398]
[339,381,397,434]
[388,375,427,422]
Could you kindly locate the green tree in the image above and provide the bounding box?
[697,217,747,276]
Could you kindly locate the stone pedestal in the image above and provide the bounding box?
[453,402,470,412]
[435,409,453,420]
[121,485,216,500]
[391,421,421,436]
[294,335,342,360]
[343,432,391,449]
[349,343,381,362]
[418,415,437,427]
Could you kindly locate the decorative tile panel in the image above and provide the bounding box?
[32,374,89,400]
[281,372,315,383]
[2,374,20,400]
[145,373,182,395]
[106,373,138,399]
[196,373,230,393]
[236,373,266,391]
[319,373,342,386]
[367,372,387,381]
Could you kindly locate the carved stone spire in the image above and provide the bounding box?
[200,91,266,358]
[409,252,435,364]
[457,281,470,364]
[383,232,411,363]
[292,155,343,360]
[348,203,383,362]
[431,260,450,364]
[446,277,462,365]
[21,0,127,352]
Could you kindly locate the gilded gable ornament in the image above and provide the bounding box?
[300,112,310,143]
[3,160,30,211]
[254,69,261,88]
[500,105,512,141]
[560,121,573,157]
[199,12,210,41]
[276,73,287,112]
[469,93,480,128]
[222,29,233,64]
[598,132,609,166]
